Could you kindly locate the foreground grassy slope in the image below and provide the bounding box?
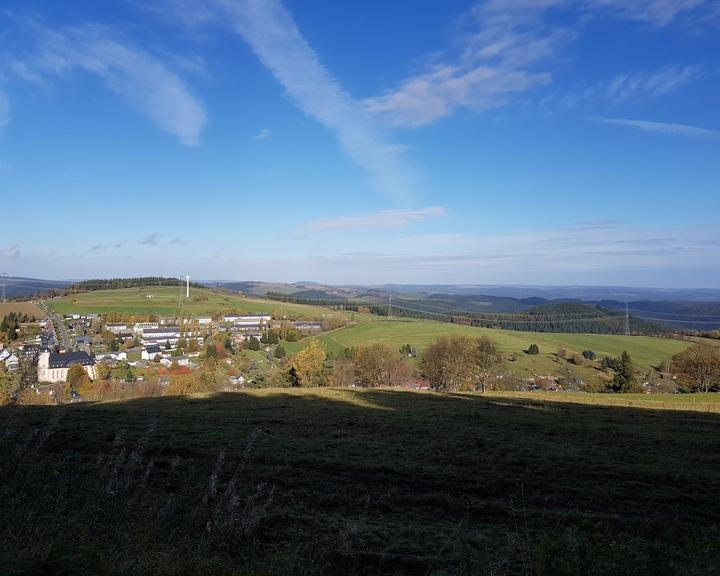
[46,286,341,319]
[2,389,718,575]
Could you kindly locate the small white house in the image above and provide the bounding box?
[4,353,19,371]
[142,345,162,360]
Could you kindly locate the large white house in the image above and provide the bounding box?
[38,351,96,383]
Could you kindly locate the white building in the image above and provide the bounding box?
[183,316,212,325]
[4,353,19,371]
[142,345,162,360]
[105,323,128,334]
[133,322,159,335]
[223,314,271,324]
[38,351,96,383]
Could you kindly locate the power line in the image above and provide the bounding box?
[625,308,720,318]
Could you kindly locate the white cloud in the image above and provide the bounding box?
[590,0,707,25]
[303,207,446,232]
[604,65,699,102]
[364,1,562,128]
[253,127,271,140]
[363,0,710,127]
[166,0,413,200]
[594,116,719,137]
[10,21,206,146]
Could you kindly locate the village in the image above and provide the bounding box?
[1,305,325,402]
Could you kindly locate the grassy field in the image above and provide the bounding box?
[0,301,45,319]
[285,317,697,377]
[46,286,343,320]
[1,388,718,575]
[488,391,720,413]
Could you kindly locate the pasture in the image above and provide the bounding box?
[46,286,341,320]
[1,388,718,575]
[0,301,45,319]
[286,317,697,376]
[488,390,720,413]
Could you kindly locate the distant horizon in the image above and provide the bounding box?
[4,274,720,294]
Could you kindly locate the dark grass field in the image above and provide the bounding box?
[2,389,719,575]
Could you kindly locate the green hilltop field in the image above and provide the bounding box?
[46,286,339,319]
[46,286,704,382]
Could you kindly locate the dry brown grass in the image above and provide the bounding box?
[0,302,45,319]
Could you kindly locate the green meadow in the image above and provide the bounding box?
[46,286,341,320]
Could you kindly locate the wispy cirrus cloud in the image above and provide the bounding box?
[604,65,699,102]
[4,19,206,146]
[303,206,446,233]
[364,1,560,128]
[253,127,271,140]
[594,116,719,137]
[159,0,414,200]
[363,0,711,128]
[590,0,707,25]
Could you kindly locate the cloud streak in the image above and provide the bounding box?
[6,19,206,145]
[253,127,271,140]
[604,65,698,102]
[594,116,719,137]
[187,0,413,200]
[303,207,446,232]
[363,0,711,127]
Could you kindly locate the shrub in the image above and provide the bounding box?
[527,344,540,355]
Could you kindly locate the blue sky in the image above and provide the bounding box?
[1,0,718,286]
